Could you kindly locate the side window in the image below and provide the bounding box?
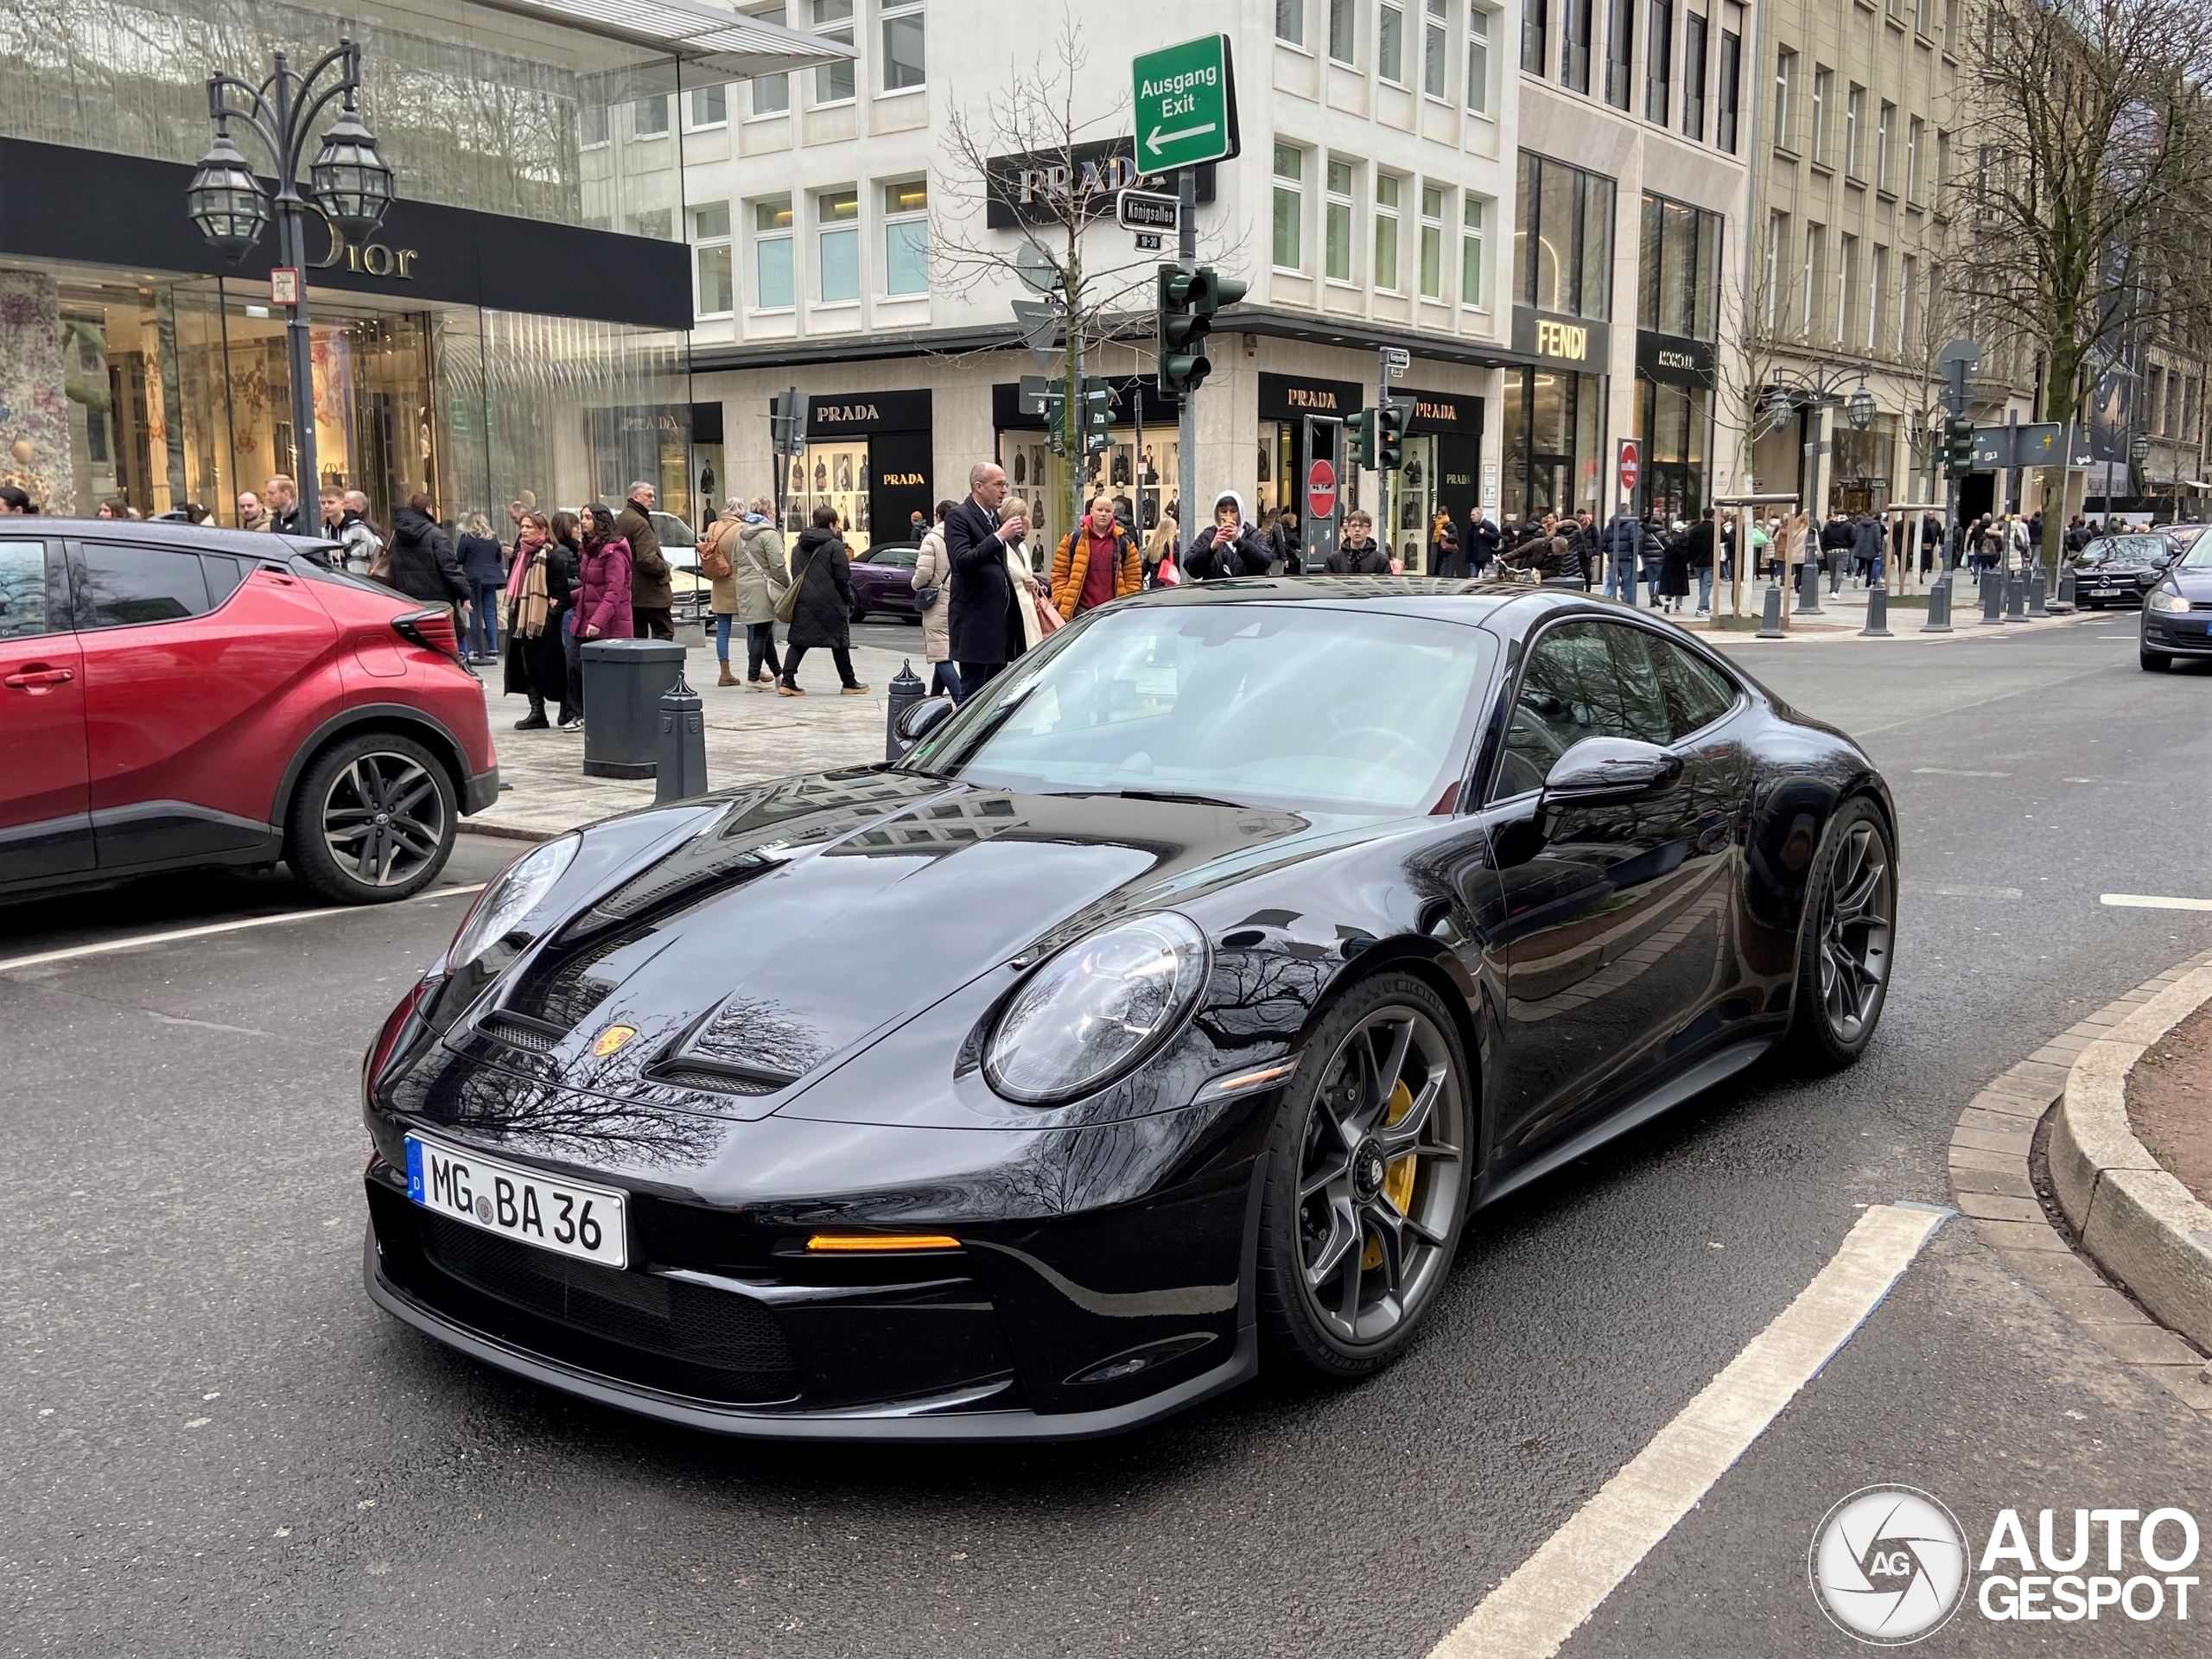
[1492,620,1633,798]
[1642,636,1737,738]
[0,539,58,639]
[202,554,250,608]
[77,543,213,629]
[1598,624,1675,746]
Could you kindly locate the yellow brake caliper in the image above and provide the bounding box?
[1362,1077,1419,1270]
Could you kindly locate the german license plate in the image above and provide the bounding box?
[405,1133,627,1268]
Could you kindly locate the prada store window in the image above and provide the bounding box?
[784,442,873,556]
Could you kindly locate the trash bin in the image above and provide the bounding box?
[582,638,687,779]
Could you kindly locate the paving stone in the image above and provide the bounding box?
[1999,1248,2106,1293]
[1955,1192,2047,1224]
[1948,1146,2024,1175]
[2041,1285,2150,1325]
[1948,1166,2037,1199]
[1967,1090,2046,1122]
[2084,1320,2208,1368]
[2141,1367,2212,1411]
[1952,1125,2035,1155]
[1980,1071,2064,1103]
[1974,1217,2069,1253]
[1958,1106,2039,1136]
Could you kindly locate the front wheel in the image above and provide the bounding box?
[2141,647,2172,672]
[284,732,457,904]
[1783,798,1895,1071]
[1256,974,1471,1379]
[848,602,869,624]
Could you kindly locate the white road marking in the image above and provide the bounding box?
[2100,893,2212,912]
[1910,766,2012,778]
[1927,884,2021,899]
[0,883,486,975]
[1427,1202,1949,1659]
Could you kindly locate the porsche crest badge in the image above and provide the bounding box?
[592,1024,638,1058]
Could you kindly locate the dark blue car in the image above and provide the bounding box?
[2139,532,2212,671]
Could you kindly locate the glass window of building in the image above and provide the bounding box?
[1716,29,1740,151]
[1802,222,1822,339]
[1278,0,1306,45]
[817,190,860,302]
[1515,151,1613,321]
[1420,184,1446,296]
[1681,12,1706,141]
[751,8,791,114]
[1905,117,1923,201]
[1836,233,1857,346]
[1877,102,1895,193]
[1382,3,1406,80]
[632,95,669,137]
[1462,197,1487,306]
[579,103,610,147]
[1466,4,1491,111]
[1644,0,1671,123]
[630,207,672,240]
[1273,144,1306,270]
[1375,175,1402,291]
[1773,48,1796,151]
[1561,0,1592,92]
[694,204,734,316]
[1637,192,1721,340]
[1329,0,1357,62]
[883,181,929,296]
[1868,245,1886,353]
[1325,158,1356,282]
[1899,253,1919,355]
[1425,0,1451,97]
[1605,0,1633,108]
[755,198,796,309]
[1809,67,1829,165]
[882,0,925,91]
[1845,85,1864,179]
[1522,0,1548,73]
[813,0,856,105]
[1764,212,1785,329]
[688,84,726,129]
[1633,196,1722,524]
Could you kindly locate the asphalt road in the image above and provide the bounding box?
[5,620,2209,1657]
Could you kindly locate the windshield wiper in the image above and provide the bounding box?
[1050,788,1254,810]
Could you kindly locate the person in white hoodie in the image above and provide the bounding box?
[1184,490,1274,581]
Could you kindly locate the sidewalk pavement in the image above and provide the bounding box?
[1616,570,2101,645]
[466,637,921,841]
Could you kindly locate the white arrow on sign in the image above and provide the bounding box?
[1147,121,1218,149]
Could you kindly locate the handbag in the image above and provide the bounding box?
[698,521,734,582]
[1033,589,1065,635]
[912,583,940,608]
[774,548,811,624]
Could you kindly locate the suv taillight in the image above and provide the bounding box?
[392,609,462,661]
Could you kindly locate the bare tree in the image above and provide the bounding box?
[1960,0,2212,572]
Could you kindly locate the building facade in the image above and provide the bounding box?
[679,0,1529,567]
[0,0,842,527]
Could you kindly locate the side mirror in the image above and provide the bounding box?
[893,693,957,749]
[1541,736,1683,808]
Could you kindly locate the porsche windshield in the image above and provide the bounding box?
[902,603,1494,815]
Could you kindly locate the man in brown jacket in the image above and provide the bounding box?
[618,480,673,639]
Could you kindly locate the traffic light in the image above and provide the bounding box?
[1155,264,1249,399]
[1944,415,1975,479]
[1378,397,1413,472]
[1346,406,1378,470]
[1040,382,1066,455]
[1081,380,1112,454]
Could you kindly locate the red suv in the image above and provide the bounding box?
[0,520,497,906]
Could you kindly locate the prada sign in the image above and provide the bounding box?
[1258,372,1363,421]
[985,137,1216,229]
[1511,306,1611,368]
[1635,329,1717,388]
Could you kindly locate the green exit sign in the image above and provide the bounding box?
[1132,35,1240,174]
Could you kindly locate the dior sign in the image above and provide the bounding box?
[311,207,418,280]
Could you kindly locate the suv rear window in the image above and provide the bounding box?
[78,543,211,627]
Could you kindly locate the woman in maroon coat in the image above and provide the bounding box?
[575,503,634,642]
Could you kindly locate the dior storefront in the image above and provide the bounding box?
[0,0,709,527]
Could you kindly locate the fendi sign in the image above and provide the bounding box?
[1511,306,1611,369]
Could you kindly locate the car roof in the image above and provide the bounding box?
[1121,575,1581,622]
[11,517,322,559]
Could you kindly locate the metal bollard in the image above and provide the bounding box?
[1757,583,1786,639]
[2053,568,2077,613]
[1923,577,1955,632]
[653,677,709,804]
[1797,557,1823,614]
[1980,571,2004,624]
[2005,573,2027,620]
[1861,585,1892,637]
[2027,566,2049,617]
[885,659,925,761]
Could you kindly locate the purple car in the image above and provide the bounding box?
[848,541,923,623]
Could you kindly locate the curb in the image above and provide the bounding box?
[460,818,559,844]
[2049,956,2212,1354]
[1947,951,2212,1421]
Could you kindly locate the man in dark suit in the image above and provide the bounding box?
[944,461,1029,691]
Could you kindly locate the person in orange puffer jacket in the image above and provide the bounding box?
[1049,495,1144,621]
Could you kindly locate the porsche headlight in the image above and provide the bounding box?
[448,834,580,969]
[985,913,1209,1103]
[2148,587,2190,613]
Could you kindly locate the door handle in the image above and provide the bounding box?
[3,666,73,689]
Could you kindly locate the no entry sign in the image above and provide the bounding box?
[1617,438,1641,499]
[1306,458,1338,519]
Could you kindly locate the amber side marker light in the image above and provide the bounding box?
[805,1233,962,1253]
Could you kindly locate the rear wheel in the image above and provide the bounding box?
[1256,974,1471,1378]
[2141,647,2172,672]
[849,601,869,624]
[284,732,456,904]
[1783,798,1895,1071]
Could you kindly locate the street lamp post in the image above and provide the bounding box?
[187,41,393,512]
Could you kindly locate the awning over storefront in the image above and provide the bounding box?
[467,0,858,78]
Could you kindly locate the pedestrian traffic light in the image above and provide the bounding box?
[1156,264,1249,399]
[1346,406,1378,470]
[1944,416,1975,479]
[1040,381,1066,456]
[1378,397,1414,472]
[1081,381,1112,454]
